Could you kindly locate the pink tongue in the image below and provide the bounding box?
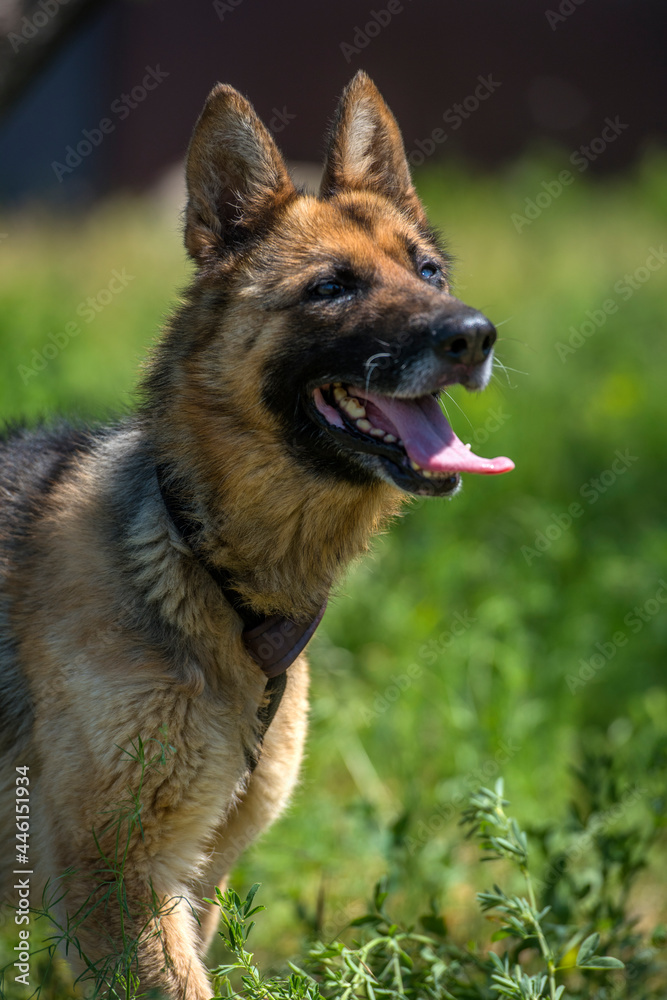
[355,388,514,475]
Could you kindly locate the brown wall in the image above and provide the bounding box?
[1,0,665,202]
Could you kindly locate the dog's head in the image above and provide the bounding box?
[176,71,512,499]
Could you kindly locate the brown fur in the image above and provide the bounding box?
[0,72,502,996]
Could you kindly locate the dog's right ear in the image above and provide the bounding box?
[319,71,428,228]
[184,84,296,266]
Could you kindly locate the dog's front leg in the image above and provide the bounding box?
[195,658,310,955]
[52,864,213,999]
[136,894,214,1000]
[131,891,214,1000]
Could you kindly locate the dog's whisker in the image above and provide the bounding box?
[492,356,527,389]
[496,334,532,348]
[494,360,528,375]
[440,390,474,431]
[492,356,512,385]
[438,393,452,424]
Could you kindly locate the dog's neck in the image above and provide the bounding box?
[150,423,404,622]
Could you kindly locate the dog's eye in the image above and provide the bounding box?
[311,280,346,299]
[419,262,440,282]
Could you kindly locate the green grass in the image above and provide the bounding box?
[208,773,664,1000]
[1,150,666,994]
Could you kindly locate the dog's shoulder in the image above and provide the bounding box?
[0,421,100,527]
[0,422,107,762]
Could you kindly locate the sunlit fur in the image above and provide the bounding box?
[0,72,492,997]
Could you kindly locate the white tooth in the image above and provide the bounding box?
[333,385,346,402]
[343,398,366,419]
[465,443,471,450]
[410,460,421,471]
[384,433,397,443]
[369,427,385,438]
[422,470,433,478]
[356,418,372,432]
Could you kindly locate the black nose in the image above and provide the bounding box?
[432,308,496,367]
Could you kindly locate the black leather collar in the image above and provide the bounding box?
[155,464,327,676]
[155,464,328,769]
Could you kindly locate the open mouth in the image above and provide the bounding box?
[310,383,514,496]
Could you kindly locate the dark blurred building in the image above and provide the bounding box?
[0,0,665,203]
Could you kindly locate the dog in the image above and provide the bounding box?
[0,71,512,998]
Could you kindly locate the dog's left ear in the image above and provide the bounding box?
[184,83,296,265]
[320,71,428,225]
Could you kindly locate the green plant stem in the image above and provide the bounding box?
[521,863,557,1000]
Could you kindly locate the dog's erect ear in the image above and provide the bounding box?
[184,84,296,265]
[320,71,427,225]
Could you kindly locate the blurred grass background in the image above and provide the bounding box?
[1,151,666,975]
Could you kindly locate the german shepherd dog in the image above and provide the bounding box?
[0,72,512,997]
